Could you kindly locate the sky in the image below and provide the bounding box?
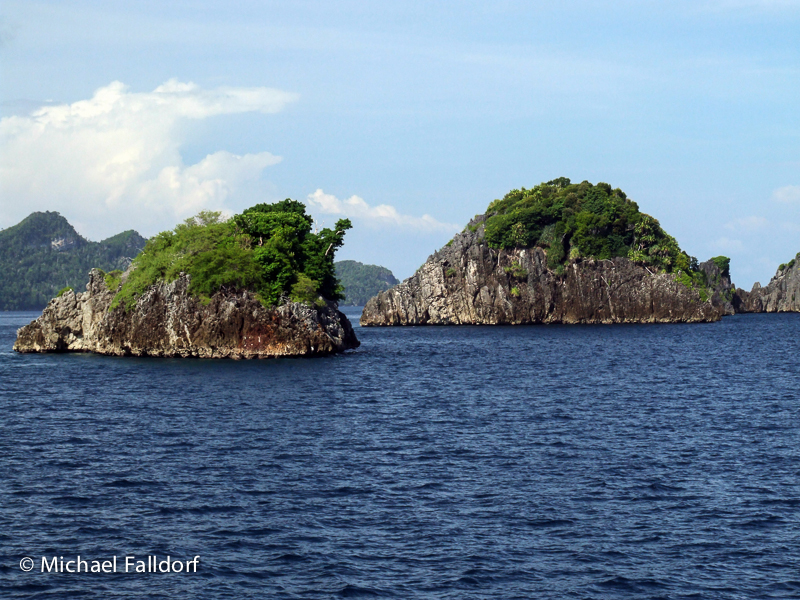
[0,0,798,287]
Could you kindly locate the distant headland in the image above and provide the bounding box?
[335,260,399,306]
[0,211,146,311]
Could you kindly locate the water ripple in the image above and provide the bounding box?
[1,310,799,598]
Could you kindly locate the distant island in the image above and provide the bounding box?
[0,212,146,310]
[362,178,735,325]
[335,260,399,306]
[15,201,359,358]
[735,253,800,313]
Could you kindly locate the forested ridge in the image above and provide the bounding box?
[334,260,399,306]
[0,212,146,310]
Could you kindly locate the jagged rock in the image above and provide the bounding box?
[698,259,735,316]
[361,216,723,326]
[734,255,800,313]
[14,269,359,358]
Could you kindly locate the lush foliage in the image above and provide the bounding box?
[334,260,399,306]
[112,202,352,311]
[484,178,702,282]
[711,256,731,278]
[0,212,146,310]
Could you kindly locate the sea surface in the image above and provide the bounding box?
[1,308,800,599]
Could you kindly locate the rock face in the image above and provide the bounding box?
[361,216,724,326]
[14,269,360,358]
[734,255,800,313]
[698,258,735,316]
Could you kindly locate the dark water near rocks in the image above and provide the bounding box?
[2,309,800,599]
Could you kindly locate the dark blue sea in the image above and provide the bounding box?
[2,308,800,599]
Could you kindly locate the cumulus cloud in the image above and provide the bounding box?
[0,79,297,238]
[305,189,459,233]
[724,215,770,231]
[772,185,800,204]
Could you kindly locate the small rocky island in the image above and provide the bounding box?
[15,201,359,358]
[734,254,800,313]
[362,179,734,326]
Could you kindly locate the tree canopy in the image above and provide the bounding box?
[111,201,351,311]
[483,178,702,279]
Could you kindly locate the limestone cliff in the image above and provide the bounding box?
[361,216,724,326]
[15,269,359,358]
[734,255,800,313]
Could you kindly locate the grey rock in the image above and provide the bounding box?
[734,255,800,313]
[361,217,723,326]
[14,268,359,358]
[698,259,735,316]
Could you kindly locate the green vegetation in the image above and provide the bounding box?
[111,201,351,311]
[104,270,123,291]
[503,261,528,279]
[779,254,798,271]
[711,256,730,278]
[510,286,520,297]
[56,286,73,297]
[0,212,146,310]
[484,178,711,293]
[334,260,399,306]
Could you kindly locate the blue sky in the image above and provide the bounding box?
[1,1,798,287]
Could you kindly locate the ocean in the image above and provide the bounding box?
[2,308,799,599]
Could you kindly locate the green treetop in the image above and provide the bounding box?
[112,200,351,311]
[483,178,701,280]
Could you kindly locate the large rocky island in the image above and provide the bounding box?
[15,201,359,358]
[362,179,733,326]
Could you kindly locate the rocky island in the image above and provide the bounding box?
[733,254,800,313]
[362,179,733,326]
[15,201,359,358]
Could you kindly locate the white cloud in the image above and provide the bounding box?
[305,189,459,233]
[772,185,800,204]
[0,79,297,238]
[724,215,770,231]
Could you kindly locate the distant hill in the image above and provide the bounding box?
[335,260,399,306]
[0,212,146,310]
